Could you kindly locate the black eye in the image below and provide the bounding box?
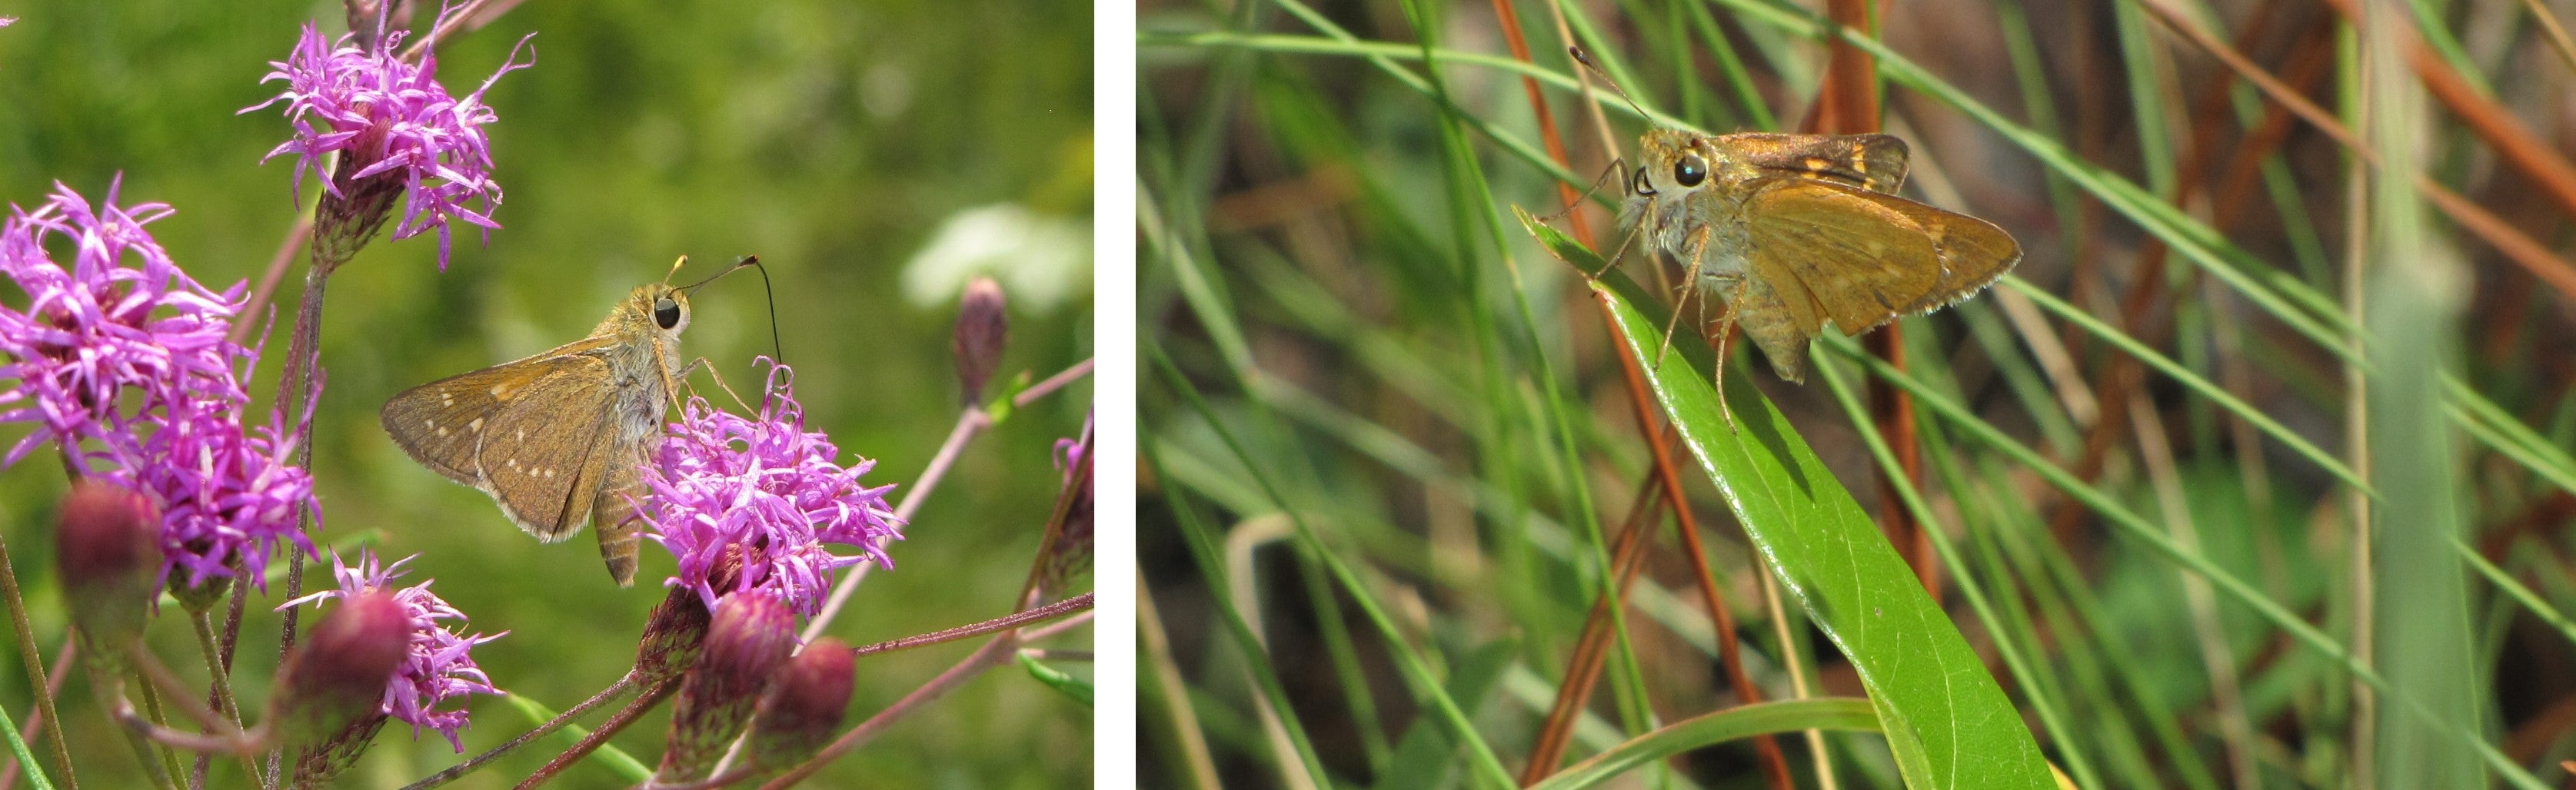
[1675,154,1708,188]
[1629,165,1656,197]
[654,298,681,330]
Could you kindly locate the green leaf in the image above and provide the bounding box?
[1513,205,1612,276]
[1017,652,1095,709]
[1529,699,1880,790]
[1593,283,2055,789]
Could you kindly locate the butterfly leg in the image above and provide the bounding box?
[1653,225,1715,368]
[1710,275,1749,433]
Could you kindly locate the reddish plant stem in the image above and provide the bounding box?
[1489,2,1783,783]
[2041,12,2331,543]
[513,680,677,789]
[398,675,639,790]
[1520,475,1662,784]
[847,593,1094,659]
[1485,0,1592,245]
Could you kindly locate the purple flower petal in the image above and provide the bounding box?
[284,549,504,752]
[641,359,904,616]
[241,5,533,271]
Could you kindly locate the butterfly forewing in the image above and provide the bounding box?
[481,359,622,540]
[381,341,626,543]
[1723,133,1910,194]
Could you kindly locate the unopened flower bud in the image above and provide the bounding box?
[655,590,796,783]
[270,592,407,747]
[953,277,1007,404]
[745,637,854,775]
[633,586,713,687]
[55,483,161,655]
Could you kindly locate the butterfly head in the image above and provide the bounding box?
[628,283,691,338]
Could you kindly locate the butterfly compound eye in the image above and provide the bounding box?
[1629,165,1656,197]
[654,298,682,330]
[1675,154,1708,188]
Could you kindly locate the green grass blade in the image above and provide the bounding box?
[1529,699,1882,790]
[1998,277,2371,493]
[1594,284,2056,789]
[0,690,52,790]
[1016,652,1094,709]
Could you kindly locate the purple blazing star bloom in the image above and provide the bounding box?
[0,181,249,466]
[241,5,532,270]
[285,549,504,752]
[104,380,319,592]
[641,360,904,616]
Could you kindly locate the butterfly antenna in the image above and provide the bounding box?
[745,257,784,367]
[1569,46,1653,124]
[664,255,690,284]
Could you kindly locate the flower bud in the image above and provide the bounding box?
[634,543,741,685]
[655,590,796,783]
[269,592,406,748]
[633,586,713,687]
[55,483,161,655]
[952,277,1007,404]
[744,637,854,775]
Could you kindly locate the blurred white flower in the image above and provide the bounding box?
[899,203,1089,312]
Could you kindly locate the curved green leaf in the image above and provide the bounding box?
[1529,699,1879,790]
[1592,283,2053,789]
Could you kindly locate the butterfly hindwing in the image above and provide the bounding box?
[473,354,621,542]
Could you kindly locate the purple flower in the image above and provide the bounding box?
[105,382,320,592]
[0,181,323,594]
[641,360,904,616]
[285,549,504,752]
[0,181,249,465]
[241,5,533,270]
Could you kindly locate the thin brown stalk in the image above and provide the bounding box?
[755,633,1023,790]
[2042,9,2331,543]
[1493,3,1788,784]
[2518,0,2576,74]
[2136,0,2576,297]
[2317,0,2576,226]
[1812,0,1933,597]
[0,639,76,790]
[1140,573,1220,790]
[847,593,1094,659]
[513,680,677,790]
[228,215,311,347]
[1521,474,1662,783]
[1483,0,1589,245]
[399,675,639,790]
[0,529,75,789]
[1607,304,1788,785]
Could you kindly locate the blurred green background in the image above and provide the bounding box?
[0,2,1091,788]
